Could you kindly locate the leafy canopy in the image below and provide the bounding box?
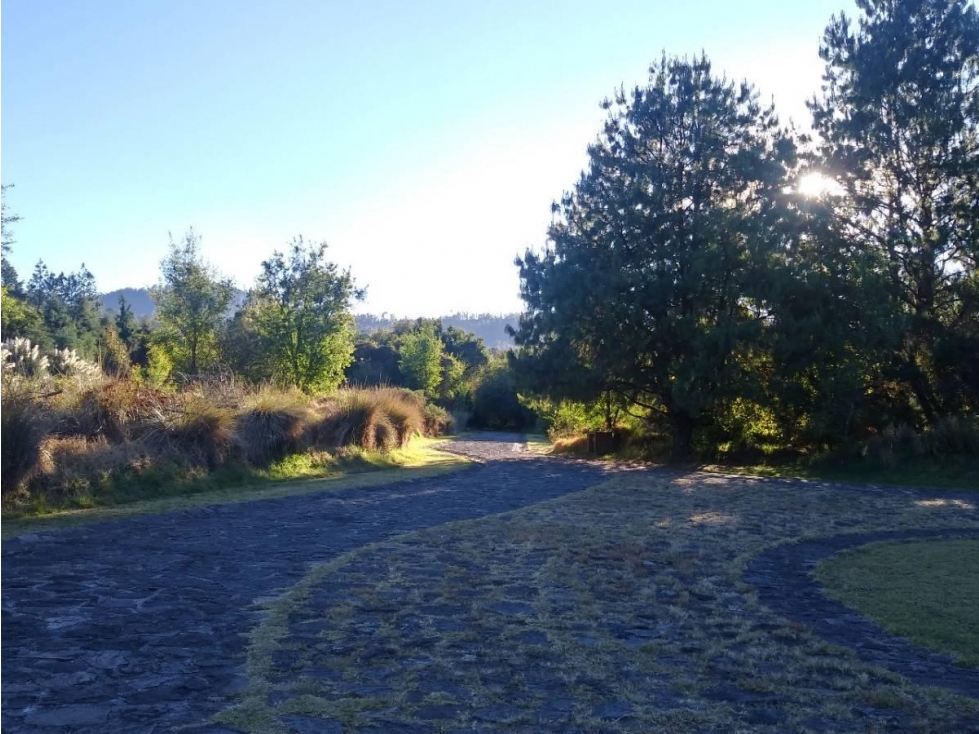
[249,237,362,394]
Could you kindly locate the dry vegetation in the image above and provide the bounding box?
[1,369,453,516]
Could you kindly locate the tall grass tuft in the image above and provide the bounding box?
[168,395,239,468]
[375,388,425,447]
[237,388,312,466]
[64,379,177,445]
[313,388,420,451]
[1,385,52,495]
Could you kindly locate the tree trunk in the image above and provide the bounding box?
[670,411,695,463]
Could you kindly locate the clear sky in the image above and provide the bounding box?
[2,0,855,316]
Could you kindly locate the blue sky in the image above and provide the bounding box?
[2,0,855,315]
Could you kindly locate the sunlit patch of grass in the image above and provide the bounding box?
[816,538,979,666]
[1,439,469,539]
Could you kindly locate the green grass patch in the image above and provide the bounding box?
[815,538,979,666]
[1,438,468,539]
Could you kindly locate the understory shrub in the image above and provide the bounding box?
[864,417,979,468]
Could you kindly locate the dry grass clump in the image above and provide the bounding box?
[168,395,240,469]
[238,388,313,466]
[314,389,397,451]
[1,384,53,495]
[64,379,168,442]
[33,436,154,499]
[312,388,425,451]
[2,376,445,512]
[374,388,425,447]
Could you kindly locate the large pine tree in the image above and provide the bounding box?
[811,0,979,420]
[513,55,796,459]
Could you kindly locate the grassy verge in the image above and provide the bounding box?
[1,438,468,540]
[815,538,979,667]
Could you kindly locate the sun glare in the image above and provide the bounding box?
[797,172,840,197]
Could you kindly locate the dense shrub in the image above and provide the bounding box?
[469,364,537,431]
[864,418,978,468]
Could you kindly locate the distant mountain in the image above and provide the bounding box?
[355,313,520,350]
[101,287,247,319]
[101,288,155,317]
[100,289,521,349]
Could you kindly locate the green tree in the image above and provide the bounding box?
[151,229,235,375]
[513,55,795,459]
[1,184,23,291]
[0,286,45,343]
[810,0,979,420]
[249,237,361,393]
[398,325,444,398]
[346,331,404,387]
[25,261,102,356]
[114,295,139,352]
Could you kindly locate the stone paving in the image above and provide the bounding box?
[3,435,978,733]
[218,471,979,733]
[2,436,611,733]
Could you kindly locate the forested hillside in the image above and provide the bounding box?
[99,290,518,349]
[355,313,517,350]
